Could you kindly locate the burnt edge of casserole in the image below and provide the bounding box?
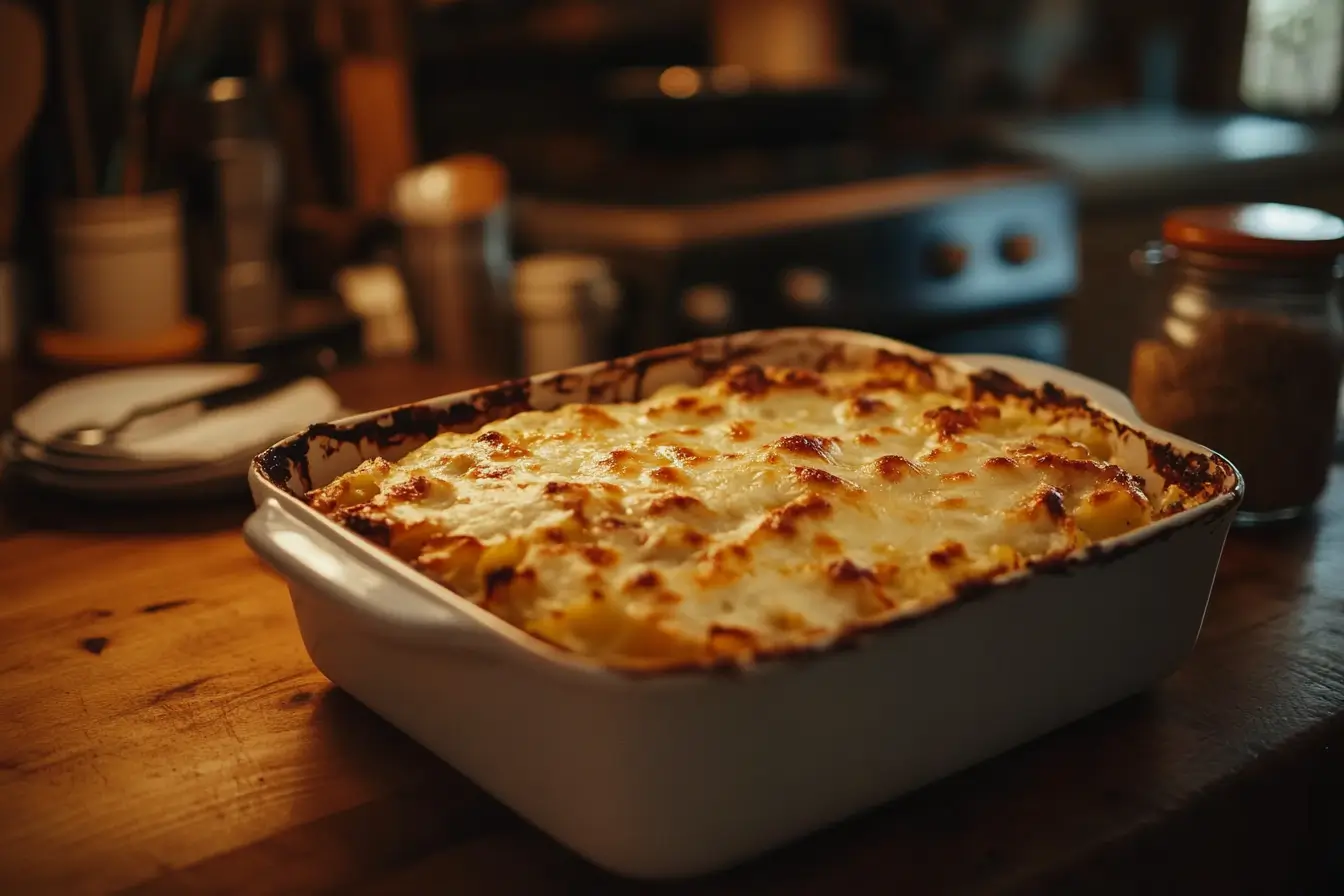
[251,332,1243,678]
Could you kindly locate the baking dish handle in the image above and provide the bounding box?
[244,498,505,655]
[951,353,1140,421]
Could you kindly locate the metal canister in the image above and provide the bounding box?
[390,154,516,378]
[190,77,285,354]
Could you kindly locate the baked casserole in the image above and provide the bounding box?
[307,352,1229,670]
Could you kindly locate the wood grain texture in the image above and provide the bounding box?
[1,362,1343,894]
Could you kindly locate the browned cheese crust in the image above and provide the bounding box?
[305,351,1234,671]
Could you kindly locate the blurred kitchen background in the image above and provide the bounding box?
[5,0,1344,391]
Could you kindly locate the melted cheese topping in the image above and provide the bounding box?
[309,360,1199,669]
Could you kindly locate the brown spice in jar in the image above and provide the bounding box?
[1130,307,1342,515]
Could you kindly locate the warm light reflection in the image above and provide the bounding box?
[391,155,507,223]
[1213,115,1312,160]
[208,77,246,102]
[272,530,349,584]
[416,167,451,201]
[1171,291,1211,322]
[1164,316,1200,349]
[710,64,751,94]
[659,66,702,99]
[1235,203,1344,241]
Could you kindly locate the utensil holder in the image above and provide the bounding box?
[51,191,188,339]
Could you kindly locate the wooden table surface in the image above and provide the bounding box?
[2,360,1343,895]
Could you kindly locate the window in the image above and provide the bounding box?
[1240,0,1344,115]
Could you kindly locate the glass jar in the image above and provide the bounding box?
[1130,203,1344,526]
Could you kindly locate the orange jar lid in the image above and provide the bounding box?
[1163,203,1344,260]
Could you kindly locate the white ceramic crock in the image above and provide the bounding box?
[243,329,1241,879]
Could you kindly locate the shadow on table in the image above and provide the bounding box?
[681,692,1167,895]
[282,686,1178,894]
[283,678,1344,894]
[349,695,1173,895]
[268,686,524,886]
[0,474,255,535]
[298,686,644,893]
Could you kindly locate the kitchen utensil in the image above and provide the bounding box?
[121,0,167,195]
[256,6,325,206]
[187,76,286,354]
[156,0,233,92]
[7,361,345,500]
[56,0,96,197]
[46,349,333,454]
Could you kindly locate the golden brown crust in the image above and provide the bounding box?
[295,346,1237,674]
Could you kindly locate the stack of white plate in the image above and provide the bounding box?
[1,364,346,500]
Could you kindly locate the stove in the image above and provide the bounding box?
[510,130,1076,365]
[407,0,1078,363]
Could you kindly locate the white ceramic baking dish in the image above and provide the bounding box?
[243,328,1242,880]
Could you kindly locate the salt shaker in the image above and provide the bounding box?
[1129,203,1344,525]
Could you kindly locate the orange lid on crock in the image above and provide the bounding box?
[1163,203,1344,259]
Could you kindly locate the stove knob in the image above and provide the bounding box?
[682,284,734,328]
[925,242,969,279]
[782,267,831,309]
[999,233,1037,266]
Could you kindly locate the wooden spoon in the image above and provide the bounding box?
[122,0,167,195]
